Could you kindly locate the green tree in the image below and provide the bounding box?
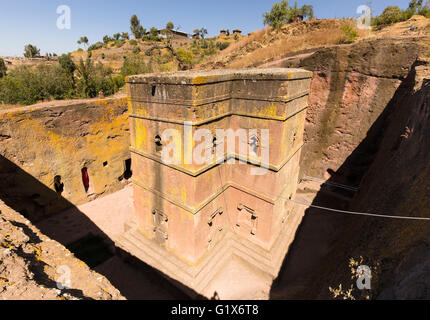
[103,35,113,44]
[24,44,40,58]
[300,4,314,20]
[149,27,160,41]
[130,15,145,39]
[409,0,424,10]
[0,58,7,78]
[58,54,76,81]
[373,6,404,26]
[166,22,174,30]
[121,32,130,40]
[263,0,290,29]
[77,36,89,47]
[263,1,314,29]
[113,33,121,41]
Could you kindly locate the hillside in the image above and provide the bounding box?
[196,16,430,70]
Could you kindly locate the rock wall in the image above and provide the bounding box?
[270,40,430,299]
[269,37,427,186]
[0,97,131,221]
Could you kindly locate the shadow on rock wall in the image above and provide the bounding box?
[0,154,198,300]
[270,60,430,299]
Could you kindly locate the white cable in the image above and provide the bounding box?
[287,198,430,221]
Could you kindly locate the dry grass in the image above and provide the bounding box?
[198,19,372,70]
[228,21,363,69]
[229,28,345,68]
[0,103,23,110]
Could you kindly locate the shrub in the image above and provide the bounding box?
[75,58,117,98]
[24,44,40,58]
[340,25,358,43]
[115,39,126,48]
[103,35,113,44]
[132,46,141,54]
[373,6,405,26]
[129,39,138,46]
[88,42,104,51]
[175,48,193,65]
[216,42,230,50]
[112,74,125,91]
[0,65,74,105]
[373,1,430,27]
[263,0,314,29]
[121,55,152,76]
[0,58,7,78]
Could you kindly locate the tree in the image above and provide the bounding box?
[149,27,160,41]
[263,0,289,29]
[24,44,40,58]
[130,15,145,39]
[409,0,424,10]
[121,32,130,40]
[166,22,174,30]
[58,54,76,77]
[113,33,121,41]
[77,36,89,47]
[103,35,113,44]
[301,4,314,20]
[0,58,7,78]
[263,1,314,29]
[200,28,208,39]
[373,6,404,26]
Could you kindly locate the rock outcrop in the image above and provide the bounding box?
[0,200,124,300]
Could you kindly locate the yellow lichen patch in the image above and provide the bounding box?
[192,75,218,85]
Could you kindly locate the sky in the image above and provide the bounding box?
[0,0,413,56]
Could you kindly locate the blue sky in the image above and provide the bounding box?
[0,0,412,56]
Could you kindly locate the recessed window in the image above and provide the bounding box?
[103,161,108,167]
[151,85,156,96]
[124,158,132,180]
[155,135,162,152]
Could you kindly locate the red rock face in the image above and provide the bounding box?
[275,37,425,186]
[121,69,312,295]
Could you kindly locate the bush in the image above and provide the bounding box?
[0,56,123,105]
[216,42,230,50]
[88,42,104,51]
[75,58,117,98]
[373,1,430,27]
[24,44,40,58]
[263,0,314,29]
[115,39,126,48]
[373,6,405,26]
[121,55,152,76]
[340,25,358,43]
[175,48,193,65]
[0,65,74,105]
[129,39,138,46]
[0,58,7,78]
[132,46,141,54]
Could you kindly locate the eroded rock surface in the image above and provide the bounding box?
[0,201,124,300]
